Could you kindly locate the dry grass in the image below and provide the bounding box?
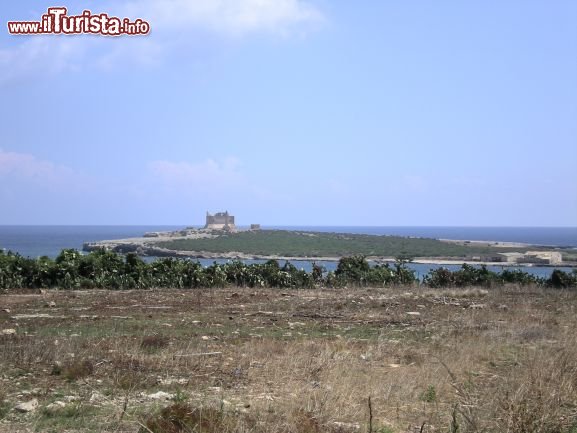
[141,403,254,433]
[0,286,576,432]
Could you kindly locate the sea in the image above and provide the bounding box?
[0,226,576,279]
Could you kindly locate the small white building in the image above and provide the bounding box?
[520,251,563,265]
[497,252,525,263]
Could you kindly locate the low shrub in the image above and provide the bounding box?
[141,335,170,351]
[140,404,246,433]
[0,249,574,290]
[62,359,94,381]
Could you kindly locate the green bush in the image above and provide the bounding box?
[547,269,577,288]
[0,249,574,290]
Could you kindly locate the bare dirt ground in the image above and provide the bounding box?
[1,286,576,433]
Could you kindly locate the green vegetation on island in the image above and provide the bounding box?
[155,229,533,258]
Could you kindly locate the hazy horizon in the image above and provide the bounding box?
[2,1,576,226]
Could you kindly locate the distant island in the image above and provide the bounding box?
[82,212,576,267]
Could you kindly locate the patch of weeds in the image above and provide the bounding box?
[498,383,570,433]
[402,349,424,366]
[420,385,437,403]
[41,403,80,419]
[292,408,322,433]
[140,403,244,433]
[50,361,63,376]
[141,335,170,352]
[9,367,31,378]
[115,370,154,391]
[62,359,94,381]
[375,427,395,433]
[110,356,154,391]
[342,325,381,340]
[517,326,550,343]
[51,389,65,399]
[113,354,147,372]
[449,404,461,433]
[36,403,99,432]
[0,404,9,421]
[0,391,10,420]
[173,389,189,404]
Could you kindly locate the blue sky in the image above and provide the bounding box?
[1,1,576,226]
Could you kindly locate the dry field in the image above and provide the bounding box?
[1,285,576,433]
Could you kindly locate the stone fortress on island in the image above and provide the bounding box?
[204,211,236,231]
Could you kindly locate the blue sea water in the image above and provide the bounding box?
[0,225,182,259]
[0,226,575,279]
